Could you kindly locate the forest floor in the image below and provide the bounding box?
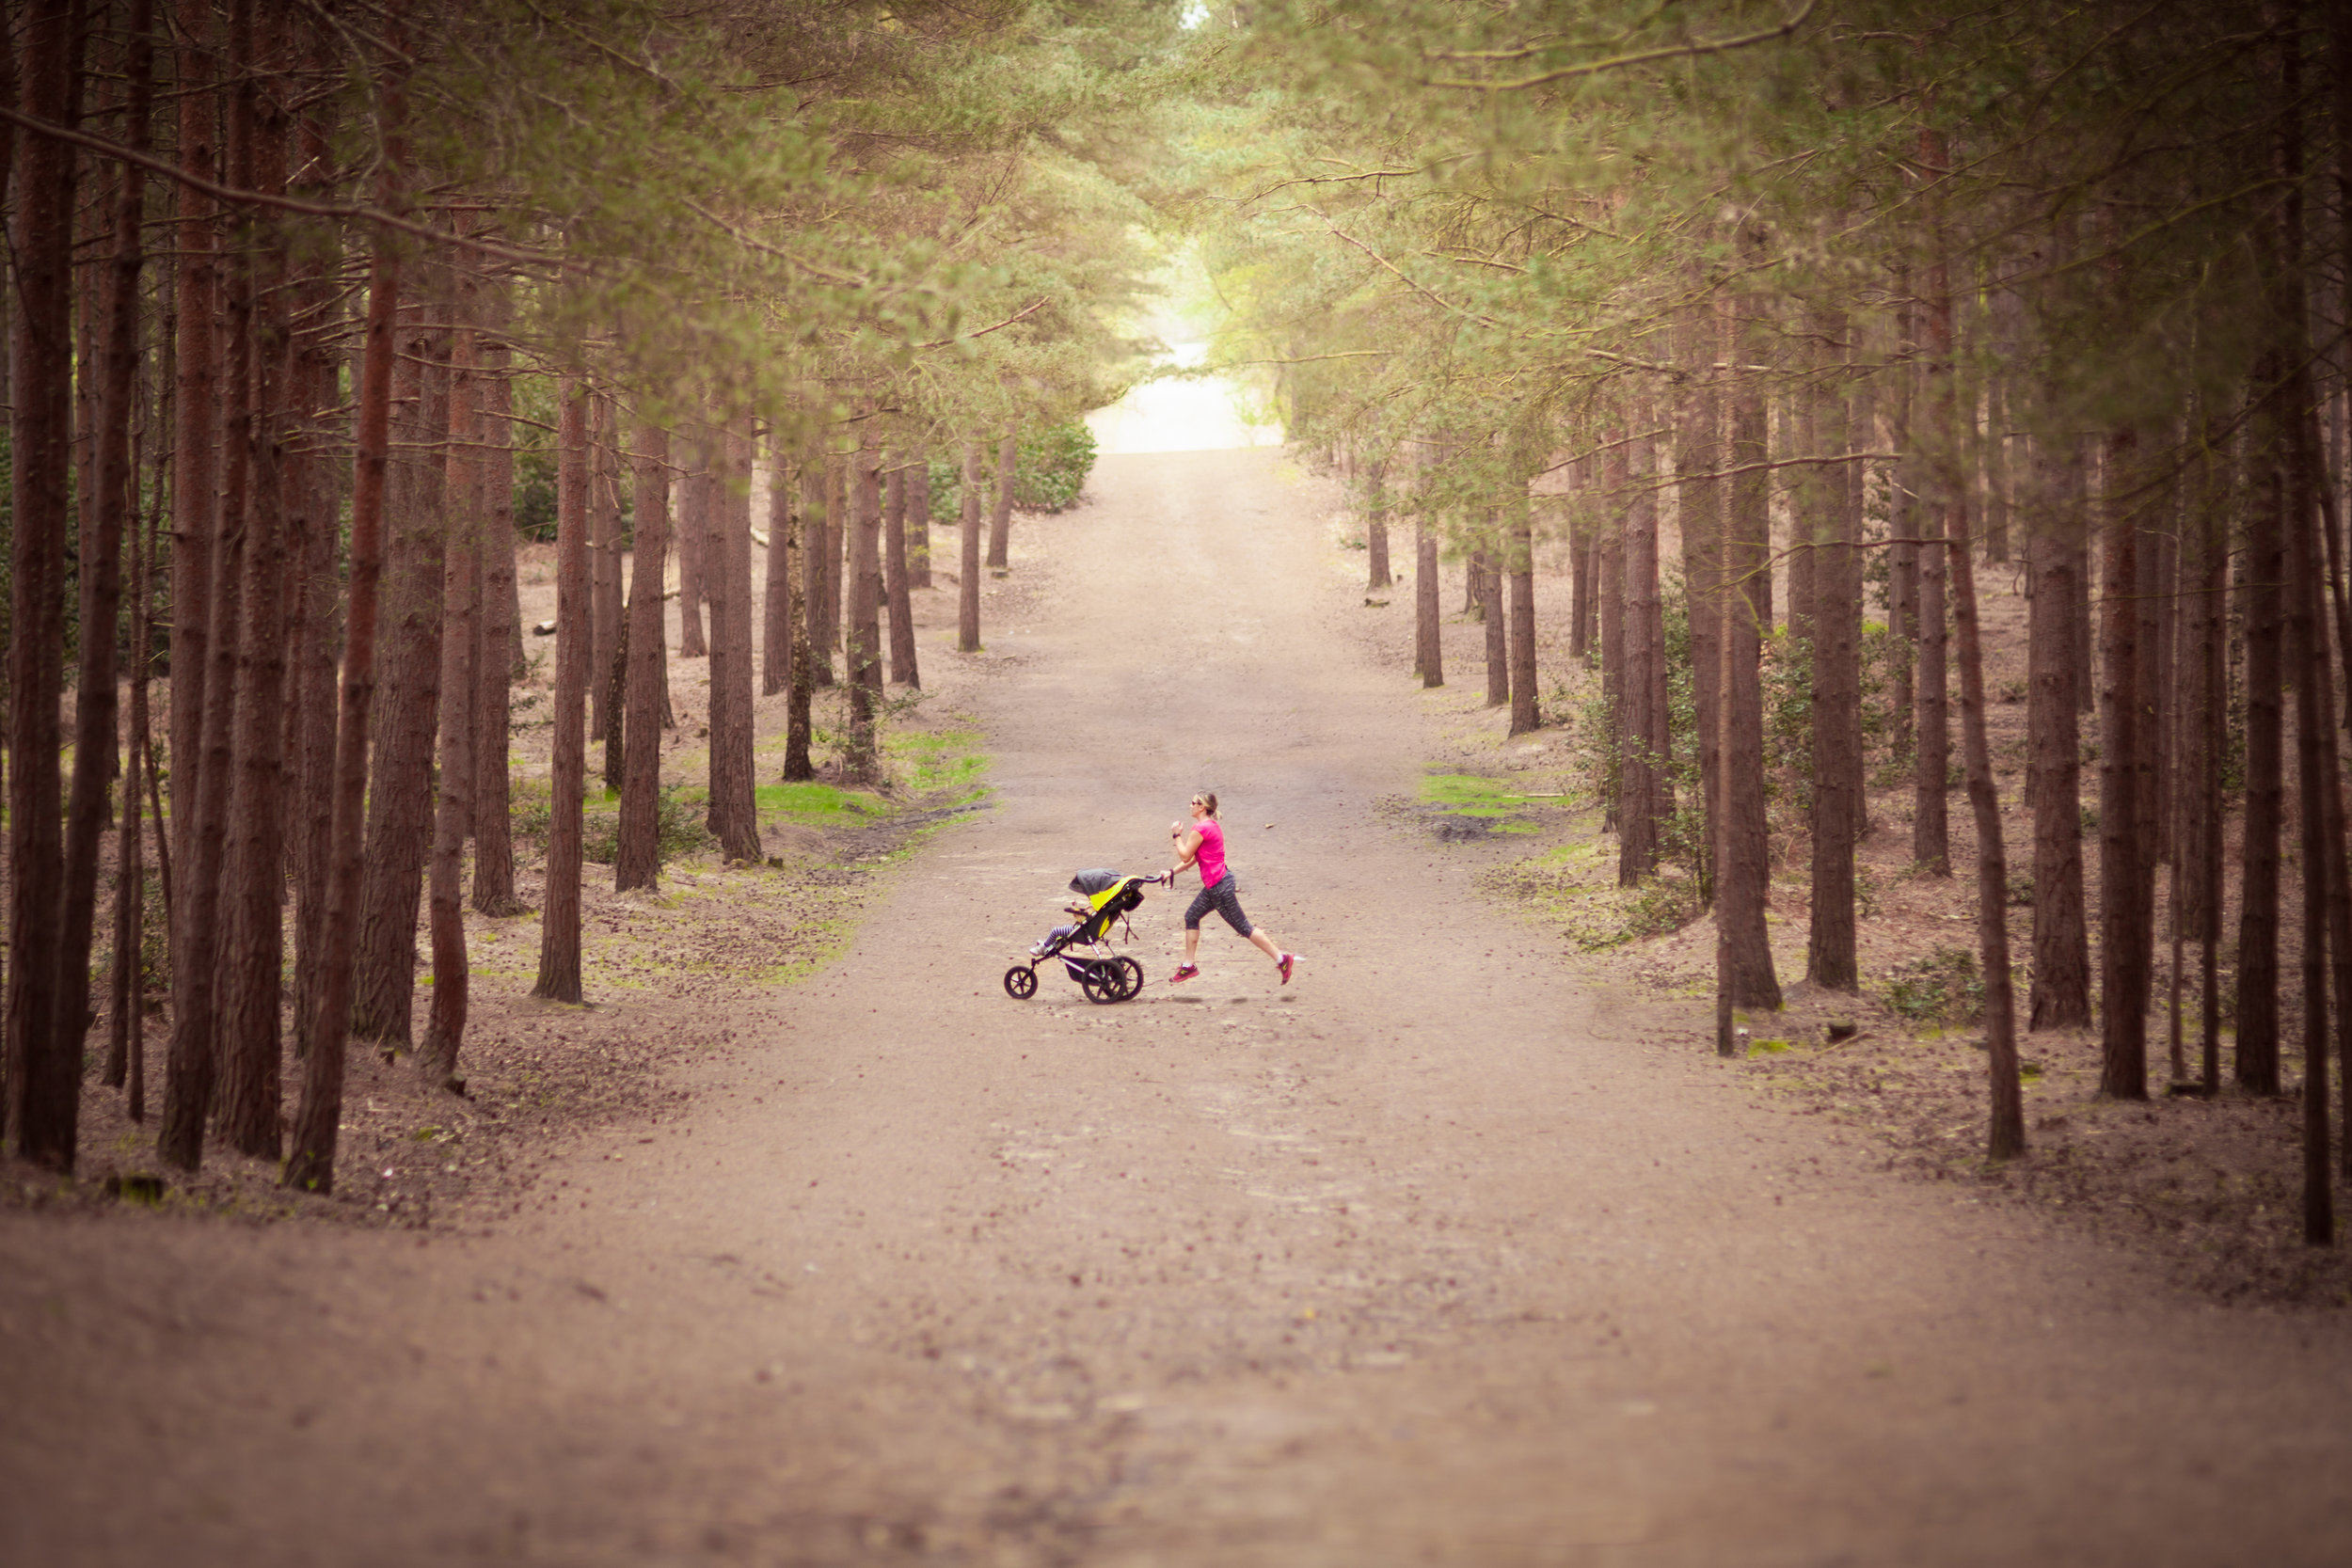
[6,448,2351,1566]
[1323,485,2352,1308]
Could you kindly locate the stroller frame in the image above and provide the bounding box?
[1004,870,1165,1005]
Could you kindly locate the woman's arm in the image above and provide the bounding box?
[1169,824,1202,878]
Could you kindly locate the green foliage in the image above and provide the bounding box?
[1883,945,1988,1027]
[928,422,1101,516]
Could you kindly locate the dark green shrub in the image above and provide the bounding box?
[929,421,1099,516]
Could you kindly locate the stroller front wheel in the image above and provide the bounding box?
[1004,965,1039,999]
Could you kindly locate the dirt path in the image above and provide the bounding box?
[8,449,2351,1566]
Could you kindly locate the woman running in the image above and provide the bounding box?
[1167,790,1295,985]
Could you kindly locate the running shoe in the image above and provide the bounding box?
[1279,953,1295,985]
[1170,963,1200,984]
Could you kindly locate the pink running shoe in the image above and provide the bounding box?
[1170,963,1200,984]
[1278,953,1295,985]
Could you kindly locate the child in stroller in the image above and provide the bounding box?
[1004,868,1168,1005]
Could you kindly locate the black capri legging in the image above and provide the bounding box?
[1184,873,1254,937]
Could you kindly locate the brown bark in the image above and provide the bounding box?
[1915,190,1956,876]
[1597,506,1625,833]
[218,14,297,1157]
[676,433,710,658]
[2028,432,2092,1030]
[1478,531,1508,708]
[1506,491,1538,737]
[6,0,83,1169]
[1720,237,1783,1014]
[706,417,761,863]
[783,446,817,781]
[1365,460,1392,589]
[286,28,343,1053]
[762,438,790,697]
[958,441,982,654]
[884,451,920,688]
[164,0,218,1096]
[2290,406,2333,1241]
[1887,296,1918,764]
[807,451,839,684]
[470,328,522,914]
[93,0,155,1097]
[1807,304,1862,993]
[1618,429,1664,884]
[589,393,623,739]
[284,175,403,1197]
[2196,440,2226,1098]
[1948,432,2028,1162]
[165,0,263,1165]
[615,422,669,890]
[987,432,1016,568]
[1676,298,1725,899]
[908,457,932,589]
[2097,431,2148,1101]
[2238,372,2287,1094]
[419,320,479,1088]
[533,377,592,1003]
[349,303,448,1047]
[844,445,884,784]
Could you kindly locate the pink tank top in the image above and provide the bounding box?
[1194,818,1229,888]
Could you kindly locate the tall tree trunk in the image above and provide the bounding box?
[284,166,403,1196]
[2290,404,2333,1241]
[1597,506,1625,833]
[2196,436,2227,1097]
[1618,430,1662,883]
[908,456,932,590]
[1479,531,1508,708]
[470,326,522,914]
[1365,460,1391,589]
[1948,425,2028,1162]
[1807,303,1862,992]
[168,0,217,889]
[615,422,669,890]
[844,445,884,784]
[2028,431,2092,1030]
[884,450,919,688]
[676,433,709,658]
[2238,368,2287,1094]
[93,0,156,1096]
[349,303,448,1047]
[286,27,344,1053]
[783,446,816,781]
[1415,444,1444,689]
[823,454,846,664]
[762,438,790,696]
[218,16,297,1157]
[6,0,84,1170]
[1720,235,1783,1013]
[957,441,982,654]
[2098,429,2148,1101]
[587,393,621,740]
[1887,296,1917,764]
[164,0,261,1166]
[1506,490,1538,737]
[807,450,838,684]
[532,376,592,1003]
[1677,298,1725,904]
[986,432,1016,568]
[419,319,478,1088]
[1915,188,1956,876]
[706,417,761,863]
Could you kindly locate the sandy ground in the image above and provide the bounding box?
[6,448,2352,1566]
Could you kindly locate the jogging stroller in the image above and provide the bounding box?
[1004,868,1168,1005]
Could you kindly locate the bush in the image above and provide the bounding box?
[929,421,1099,516]
[1883,944,1987,1025]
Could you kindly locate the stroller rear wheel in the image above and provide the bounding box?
[1080,960,1124,1005]
[1114,957,1144,999]
[1004,965,1039,999]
